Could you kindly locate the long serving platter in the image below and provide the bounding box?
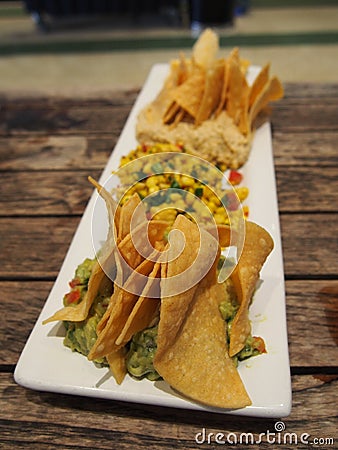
[14,64,292,418]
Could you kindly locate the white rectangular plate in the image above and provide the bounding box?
[14,64,292,417]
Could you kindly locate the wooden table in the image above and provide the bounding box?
[0,84,337,448]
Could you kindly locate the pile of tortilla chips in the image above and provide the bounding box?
[136,28,283,170]
[44,177,274,409]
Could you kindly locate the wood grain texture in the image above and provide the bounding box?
[0,84,337,447]
[0,166,337,216]
[1,280,337,367]
[0,373,336,449]
[0,214,337,279]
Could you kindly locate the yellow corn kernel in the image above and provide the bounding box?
[145,176,158,188]
[180,175,195,187]
[206,200,217,213]
[216,205,226,215]
[134,181,147,190]
[214,213,226,224]
[209,195,221,208]
[138,189,148,198]
[148,186,159,194]
[153,208,177,222]
[203,185,214,199]
[235,187,249,202]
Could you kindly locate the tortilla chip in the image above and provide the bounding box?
[154,261,251,409]
[106,347,127,385]
[116,219,169,281]
[249,63,270,108]
[229,221,274,356]
[43,259,108,324]
[163,101,181,124]
[226,54,250,135]
[115,262,161,346]
[192,28,219,69]
[156,214,219,360]
[195,59,225,125]
[88,247,163,361]
[249,76,284,126]
[172,66,205,119]
[118,193,145,242]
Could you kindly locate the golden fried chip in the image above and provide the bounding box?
[115,261,161,346]
[172,67,205,119]
[42,259,108,324]
[118,220,169,279]
[106,347,127,385]
[215,58,229,116]
[156,214,219,359]
[163,101,181,124]
[88,255,156,361]
[88,232,166,362]
[249,63,270,109]
[195,59,225,125]
[226,53,250,135]
[43,175,119,324]
[118,193,145,242]
[154,257,251,409]
[192,28,219,69]
[229,221,274,357]
[249,76,284,126]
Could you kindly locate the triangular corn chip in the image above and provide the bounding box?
[154,255,251,409]
[192,28,219,69]
[229,221,274,356]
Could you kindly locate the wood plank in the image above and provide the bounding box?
[276,166,338,212]
[279,213,338,277]
[0,373,336,449]
[0,104,132,136]
[0,136,116,171]
[271,103,338,132]
[1,132,338,173]
[0,281,53,364]
[285,280,338,367]
[1,280,337,367]
[0,166,337,216]
[0,86,337,137]
[0,170,101,216]
[0,90,138,109]
[0,215,337,279]
[272,131,338,166]
[0,217,80,279]
[283,83,338,101]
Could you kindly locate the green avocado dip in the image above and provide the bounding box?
[62,256,266,379]
[62,258,112,366]
[219,279,266,367]
[126,325,161,381]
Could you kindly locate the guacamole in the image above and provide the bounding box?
[126,326,161,381]
[62,258,112,365]
[219,279,266,366]
[62,257,265,378]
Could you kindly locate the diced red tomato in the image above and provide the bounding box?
[252,336,267,354]
[64,289,81,305]
[69,277,81,288]
[228,170,243,185]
